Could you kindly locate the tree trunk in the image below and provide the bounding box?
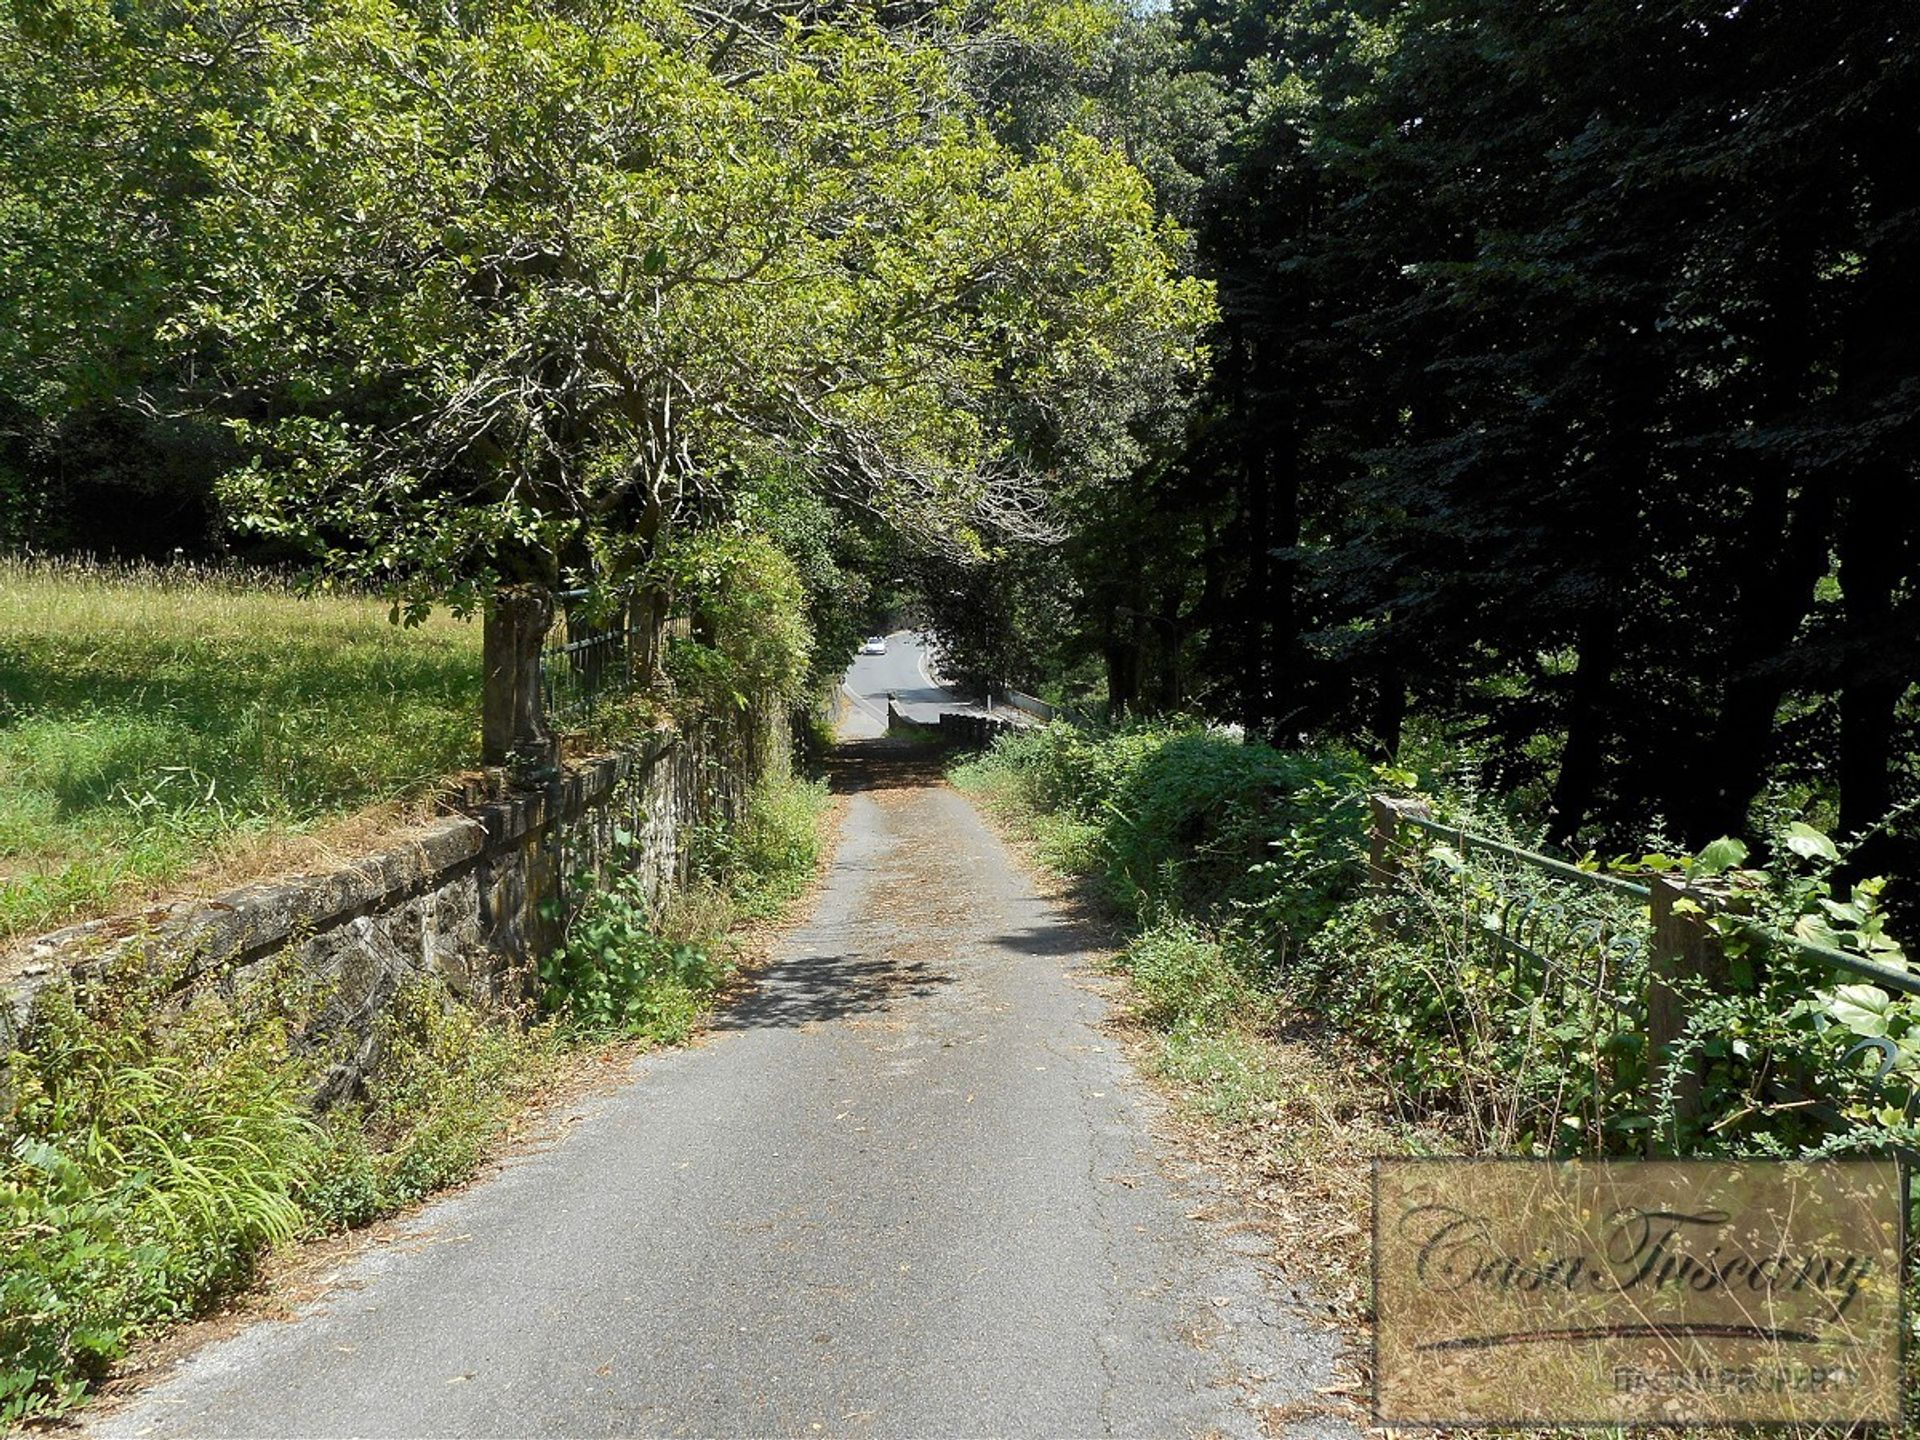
[1546,616,1618,848]
[1835,487,1907,853]
[1159,617,1188,713]
[481,583,558,777]
[1689,220,1828,844]
[1264,415,1303,744]
[629,586,663,690]
[1240,420,1271,739]
[1371,662,1406,762]
[1102,604,1140,719]
[1150,574,1189,712]
[1689,479,1834,843]
[1833,109,1920,869]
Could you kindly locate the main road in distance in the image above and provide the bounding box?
[837,631,969,739]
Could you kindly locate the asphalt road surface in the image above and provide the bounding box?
[838,632,969,737]
[97,697,1352,1439]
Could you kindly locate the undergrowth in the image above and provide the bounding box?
[539,768,828,1041]
[955,719,1919,1158]
[954,718,1920,1394]
[0,953,558,1425]
[1,753,831,1423]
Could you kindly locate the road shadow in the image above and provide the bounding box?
[987,926,1092,958]
[709,950,953,1031]
[825,737,957,795]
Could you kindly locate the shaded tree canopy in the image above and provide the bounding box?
[6,0,1916,900]
[917,0,1918,900]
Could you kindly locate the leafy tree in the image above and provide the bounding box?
[185,0,1206,759]
[0,0,274,556]
[3,0,1210,763]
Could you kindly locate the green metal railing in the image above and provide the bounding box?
[1368,794,1920,1146]
[540,589,644,728]
[1387,799,1920,996]
[1397,811,1652,899]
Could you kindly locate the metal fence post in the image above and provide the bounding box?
[1647,876,1727,1150]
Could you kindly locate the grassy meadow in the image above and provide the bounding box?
[0,556,481,946]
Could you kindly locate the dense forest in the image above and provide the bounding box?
[925,0,1920,891]
[4,0,1917,883]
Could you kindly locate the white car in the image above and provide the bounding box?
[860,635,888,656]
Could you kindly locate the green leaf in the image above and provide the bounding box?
[1822,984,1893,1038]
[1784,822,1839,864]
[1794,914,1846,950]
[1693,836,1748,876]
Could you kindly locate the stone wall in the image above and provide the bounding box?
[0,709,788,1101]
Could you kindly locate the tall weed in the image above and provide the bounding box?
[962,720,1920,1162]
[704,771,830,920]
[541,769,827,1039]
[1,962,317,1423]
[1119,917,1266,1032]
[0,957,553,1423]
[539,870,730,1044]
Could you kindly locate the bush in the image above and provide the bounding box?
[1300,883,1652,1153]
[960,720,1369,942]
[698,771,829,921]
[661,532,814,716]
[543,768,827,1040]
[354,985,561,1206]
[538,872,729,1043]
[1289,802,1920,1158]
[1119,917,1264,1032]
[0,1142,143,1420]
[962,719,1920,1159]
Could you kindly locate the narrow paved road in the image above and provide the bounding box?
[837,632,970,737]
[99,712,1351,1438]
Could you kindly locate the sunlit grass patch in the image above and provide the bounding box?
[0,555,480,944]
